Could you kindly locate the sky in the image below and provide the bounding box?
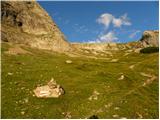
[38,1,159,43]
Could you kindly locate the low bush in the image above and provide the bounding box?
[140,47,159,53]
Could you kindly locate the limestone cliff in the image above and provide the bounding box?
[1,1,71,52]
[140,30,159,47]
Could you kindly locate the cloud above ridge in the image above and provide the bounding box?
[97,13,131,29]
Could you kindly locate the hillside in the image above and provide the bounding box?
[1,42,158,119]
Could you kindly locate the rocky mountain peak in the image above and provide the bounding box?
[140,30,159,47]
[1,1,71,52]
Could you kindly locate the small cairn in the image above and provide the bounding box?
[33,78,65,98]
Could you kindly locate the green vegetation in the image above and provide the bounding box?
[1,43,159,119]
[140,47,159,54]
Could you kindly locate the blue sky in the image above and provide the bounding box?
[38,1,159,43]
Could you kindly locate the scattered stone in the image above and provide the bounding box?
[21,87,25,90]
[92,51,98,55]
[88,90,100,101]
[134,48,142,53]
[84,50,89,54]
[120,117,127,119]
[33,78,65,98]
[65,60,72,64]
[24,98,29,103]
[144,108,148,111]
[104,103,113,108]
[136,112,143,119]
[140,72,152,78]
[114,107,120,110]
[8,72,13,75]
[64,112,72,119]
[118,74,125,80]
[124,53,130,56]
[129,65,135,69]
[21,111,25,115]
[112,114,119,118]
[97,108,103,113]
[142,75,157,86]
[111,59,119,62]
[126,49,133,53]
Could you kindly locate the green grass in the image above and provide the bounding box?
[1,42,159,119]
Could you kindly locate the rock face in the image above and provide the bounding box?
[1,1,71,52]
[140,30,159,47]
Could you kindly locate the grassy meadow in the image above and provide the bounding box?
[1,42,159,119]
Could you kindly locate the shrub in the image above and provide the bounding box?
[140,47,159,53]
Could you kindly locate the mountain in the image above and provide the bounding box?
[1,1,71,52]
[140,30,159,47]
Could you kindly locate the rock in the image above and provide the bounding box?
[111,59,119,62]
[114,107,120,110]
[136,112,143,119]
[104,103,113,108]
[65,60,72,64]
[21,111,25,115]
[33,78,64,98]
[123,53,130,56]
[140,30,159,47]
[134,48,142,53]
[1,1,71,52]
[129,65,135,69]
[64,112,72,119]
[8,72,13,75]
[126,49,133,53]
[24,98,29,103]
[112,114,119,118]
[120,117,127,119]
[88,90,100,101]
[118,74,125,80]
[140,72,152,78]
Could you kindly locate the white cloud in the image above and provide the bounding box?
[86,31,118,43]
[112,18,122,27]
[97,13,114,28]
[97,31,118,43]
[120,13,132,26]
[97,13,131,29]
[129,30,141,38]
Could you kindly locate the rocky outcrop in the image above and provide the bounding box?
[1,1,71,52]
[71,42,142,53]
[140,30,159,47]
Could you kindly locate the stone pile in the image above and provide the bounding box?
[33,78,64,98]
